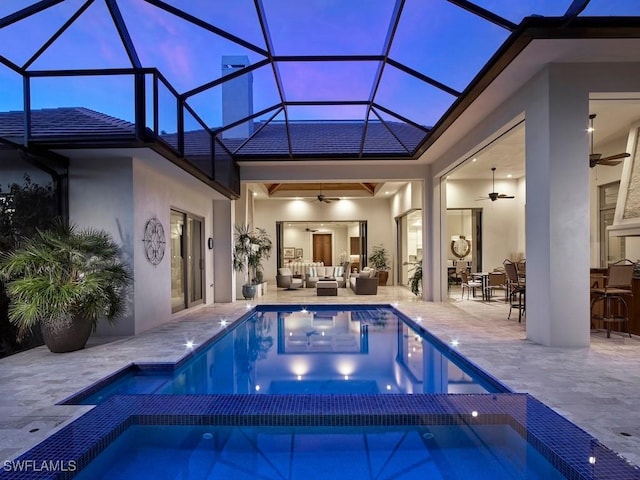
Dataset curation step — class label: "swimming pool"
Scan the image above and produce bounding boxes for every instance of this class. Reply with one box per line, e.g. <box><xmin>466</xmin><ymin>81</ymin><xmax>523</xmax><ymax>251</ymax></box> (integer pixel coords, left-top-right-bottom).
<box><xmin>72</xmin><ymin>423</ymin><xmax>566</xmax><ymax>479</ymax></box>
<box><xmin>5</xmin><ymin>305</ymin><xmax>640</xmax><ymax>479</ymax></box>
<box><xmin>5</xmin><ymin>394</ymin><xmax>638</xmax><ymax>479</ymax></box>
<box><xmin>63</xmin><ymin>305</ymin><xmax>508</xmax><ymax>405</ymax></box>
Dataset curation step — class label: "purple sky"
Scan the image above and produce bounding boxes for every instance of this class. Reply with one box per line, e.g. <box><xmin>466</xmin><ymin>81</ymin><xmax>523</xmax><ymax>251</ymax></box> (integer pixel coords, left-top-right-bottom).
<box><xmin>0</xmin><ymin>0</ymin><xmax>639</xmax><ymax>132</ymax></box>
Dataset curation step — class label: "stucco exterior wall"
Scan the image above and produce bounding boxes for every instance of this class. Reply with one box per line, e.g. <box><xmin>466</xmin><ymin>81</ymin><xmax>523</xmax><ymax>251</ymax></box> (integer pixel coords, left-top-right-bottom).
<box><xmin>68</xmin><ymin>155</ymin><xmax>135</xmax><ymax>336</ymax></box>
<box><xmin>69</xmin><ymin>152</ymin><xmax>221</xmax><ymax>336</ymax></box>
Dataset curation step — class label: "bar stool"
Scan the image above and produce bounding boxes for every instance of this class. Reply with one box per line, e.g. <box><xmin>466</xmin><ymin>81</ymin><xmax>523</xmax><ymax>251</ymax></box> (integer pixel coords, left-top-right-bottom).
<box><xmin>590</xmin><ymin>260</ymin><xmax>634</xmax><ymax>338</ymax></box>
<box><xmin>504</xmin><ymin>260</ymin><xmax>525</xmax><ymax>322</ymax></box>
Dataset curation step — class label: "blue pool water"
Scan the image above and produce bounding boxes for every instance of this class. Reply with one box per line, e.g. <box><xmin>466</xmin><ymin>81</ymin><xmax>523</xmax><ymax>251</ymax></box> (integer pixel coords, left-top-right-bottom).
<box><xmin>73</xmin><ymin>424</ymin><xmax>566</xmax><ymax>480</ymax></box>
<box><xmin>68</xmin><ymin>305</ymin><xmax>508</xmax><ymax>405</ymax></box>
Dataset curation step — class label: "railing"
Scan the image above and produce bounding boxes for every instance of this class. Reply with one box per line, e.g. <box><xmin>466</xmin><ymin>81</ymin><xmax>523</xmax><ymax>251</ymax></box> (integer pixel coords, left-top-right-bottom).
<box><xmin>14</xmin><ymin>68</ymin><xmax>239</xmax><ymax>197</ymax></box>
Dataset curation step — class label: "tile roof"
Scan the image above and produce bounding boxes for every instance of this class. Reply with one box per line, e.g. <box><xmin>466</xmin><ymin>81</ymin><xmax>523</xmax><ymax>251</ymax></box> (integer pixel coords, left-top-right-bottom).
<box><xmin>0</xmin><ymin>107</ymin><xmax>136</xmax><ymax>143</ymax></box>
<box><xmin>0</xmin><ymin>108</ymin><xmax>427</xmax><ymax>159</ymax></box>
<box><xmin>231</xmin><ymin>121</ymin><xmax>426</xmax><ymax>157</ymax></box>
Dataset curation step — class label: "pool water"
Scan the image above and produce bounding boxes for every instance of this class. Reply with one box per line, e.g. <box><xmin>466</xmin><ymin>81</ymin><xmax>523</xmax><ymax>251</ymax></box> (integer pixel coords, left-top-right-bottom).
<box><xmin>73</xmin><ymin>424</ymin><xmax>566</xmax><ymax>480</ymax></box>
<box><xmin>71</xmin><ymin>306</ymin><xmax>508</xmax><ymax>404</ymax></box>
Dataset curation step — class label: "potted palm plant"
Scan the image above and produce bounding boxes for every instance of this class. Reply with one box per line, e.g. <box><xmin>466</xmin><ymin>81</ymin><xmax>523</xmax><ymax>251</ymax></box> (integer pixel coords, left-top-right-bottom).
<box><xmin>407</xmin><ymin>260</ymin><xmax>422</xmax><ymax>296</ymax></box>
<box><xmin>0</xmin><ymin>221</ymin><xmax>132</xmax><ymax>353</ymax></box>
<box><xmin>368</xmin><ymin>244</ymin><xmax>391</xmax><ymax>286</ymax></box>
<box><xmin>233</xmin><ymin>224</ymin><xmax>272</xmax><ymax>299</ymax></box>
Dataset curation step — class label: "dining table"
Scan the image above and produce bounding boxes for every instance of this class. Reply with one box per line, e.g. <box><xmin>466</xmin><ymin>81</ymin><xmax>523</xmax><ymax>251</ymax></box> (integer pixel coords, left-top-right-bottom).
<box><xmin>470</xmin><ymin>272</ymin><xmax>489</xmax><ymax>301</ymax></box>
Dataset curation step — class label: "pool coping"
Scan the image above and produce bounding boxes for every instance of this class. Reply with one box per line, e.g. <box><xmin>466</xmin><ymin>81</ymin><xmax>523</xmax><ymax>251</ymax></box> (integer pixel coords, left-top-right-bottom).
<box><xmin>2</xmin><ymin>393</ymin><xmax>639</xmax><ymax>480</ymax></box>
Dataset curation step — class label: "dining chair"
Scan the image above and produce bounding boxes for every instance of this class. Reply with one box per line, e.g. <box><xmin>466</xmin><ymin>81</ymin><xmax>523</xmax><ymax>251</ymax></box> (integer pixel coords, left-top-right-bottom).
<box><xmin>460</xmin><ymin>271</ymin><xmax>483</xmax><ymax>300</ymax></box>
<box><xmin>455</xmin><ymin>260</ymin><xmax>469</xmax><ymax>284</ymax></box>
<box><xmin>504</xmin><ymin>260</ymin><xmax>525</xmax><ymax>322</ymax></box>
<box><xmin>590</xmin><ymin>259</ymin><xmax>634</xmax><ymax>338</ymax></box>
<box><xmin>516</xmin><ymin>259</ymin><xmax>526</xmax><ymax>280</ymax></box>
<box><xmin>487</xmin><ymin>271</ymin><xmax>507</xmax><ymax>302</ymax></box>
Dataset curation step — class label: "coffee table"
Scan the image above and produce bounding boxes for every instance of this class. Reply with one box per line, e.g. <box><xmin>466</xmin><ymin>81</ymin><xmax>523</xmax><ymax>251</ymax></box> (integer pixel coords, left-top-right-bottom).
<box><xmin>316</xmin><ymin>279</ymin><xmax>338</xmax><ymax>296</ymax></box>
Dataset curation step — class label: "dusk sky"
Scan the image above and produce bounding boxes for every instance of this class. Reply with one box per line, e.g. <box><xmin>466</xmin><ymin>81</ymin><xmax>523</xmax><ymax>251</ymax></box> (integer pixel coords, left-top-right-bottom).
<box><xmin>0</xmin><ymin>0</ymin><xmax>639</xmax><ymax>132</ymax></box>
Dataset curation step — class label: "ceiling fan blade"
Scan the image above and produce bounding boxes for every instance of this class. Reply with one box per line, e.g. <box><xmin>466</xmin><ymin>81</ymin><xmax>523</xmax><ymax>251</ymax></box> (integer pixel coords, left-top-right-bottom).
<box><xmin>598</xmin><ymin>159</ymin><xmax>623</xmax><ymax>167</ymax></box>
<box><xmin>600</xmin><ymin>152</ymin><xmax>630</xmax><ymax>162</ymax></box>
<box><xmin>590</xmin><ymin>152</ymin><xmax>629</xmax><ymax>167</ymax></box>
<box><xmin>497</xmin><ymin>194</ymin><xmax>515</xmax><ymax>199</ymax></box>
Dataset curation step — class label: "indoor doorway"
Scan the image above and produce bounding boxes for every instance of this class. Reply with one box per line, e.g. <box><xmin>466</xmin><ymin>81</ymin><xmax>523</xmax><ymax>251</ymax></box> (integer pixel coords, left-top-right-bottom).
<box><xmin>313</xmin><ymin>233</ymin><xmax>333</xmax><ymax>265</ymax></box>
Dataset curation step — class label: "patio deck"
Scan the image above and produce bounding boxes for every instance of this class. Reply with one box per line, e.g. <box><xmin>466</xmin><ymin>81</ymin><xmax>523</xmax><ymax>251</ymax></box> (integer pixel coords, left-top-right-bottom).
<box><xmin>0</xmin><ymin>284</ymin><xmax>638</xmax><ymax>470</ymax></box>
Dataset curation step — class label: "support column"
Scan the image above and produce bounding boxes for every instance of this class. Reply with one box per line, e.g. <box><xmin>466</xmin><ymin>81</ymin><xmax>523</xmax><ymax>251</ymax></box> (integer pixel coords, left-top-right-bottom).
<box><xmin>213</xmin><ymin>199</ymin><xmax>235</xmax><ymax>302</ymax></box>
<box><xmin>525</xmin><ymin>66</ymin><xmax>590</xmax><ymax>347</ymax></box>
<box><xmin>422</xmin><ymin>164</ymin><xmax>435</xmax><ymax>301</ymax></box>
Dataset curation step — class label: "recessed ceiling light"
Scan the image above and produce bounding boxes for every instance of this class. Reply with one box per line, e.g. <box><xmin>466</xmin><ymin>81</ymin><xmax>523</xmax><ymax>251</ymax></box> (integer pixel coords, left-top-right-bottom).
<box><xmin>253</xmin><ymin>192</ymin><xmax>257</xmax><ymax>196</ymax></box>
<box><xmin>385</xmin><ymin>191</ymin><xmax>389</xmax><ymax>194</ymax></box>
<box><xmin>507</xmin><ymin>174</ymin><xmax>512</xmax><ymax>178</ymax></box>
<box><xmin>472</xmin><ymin>158</ymin><xmax>477</xmax><ymax>162</ymax></box>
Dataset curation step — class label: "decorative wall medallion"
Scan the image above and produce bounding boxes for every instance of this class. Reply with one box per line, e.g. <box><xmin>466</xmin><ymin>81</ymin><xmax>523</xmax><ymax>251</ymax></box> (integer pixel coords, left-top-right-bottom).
<box><xmin>450</xmin><ymin>236</ymin><xmax>471</xmax><ymax>259</ymax></box>
<box><xmin>143</xmin><ymin>217</ymin><xmax>165</xmax><ymax>265</ymax></box>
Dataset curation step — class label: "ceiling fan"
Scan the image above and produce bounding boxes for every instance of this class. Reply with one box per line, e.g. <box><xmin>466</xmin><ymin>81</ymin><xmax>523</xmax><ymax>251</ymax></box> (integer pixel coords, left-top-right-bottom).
<box><xmin>305</xmin><ymin>225</ymin><xmax>318</xmax><ymax>232</ymax></box>
<box><xmin>311</xmin><ymin>185</ymin><xmax>340</xmax><ymax>204</ymax></box>
<box><xmin>589</xmin><ymin>114</ymin><xmax>630</xmax><ymax>168</ymax></box>
<box><xmin>478</xmin><ymin>167</ymin><xmax>514</xmax><ymax>201</ymax></box>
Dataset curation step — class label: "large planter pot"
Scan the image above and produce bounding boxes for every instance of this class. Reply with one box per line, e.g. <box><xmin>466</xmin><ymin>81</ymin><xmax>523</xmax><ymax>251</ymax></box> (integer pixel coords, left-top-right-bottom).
<box><xmin>40</xmin><ymin>315</ymin><xmax>93</xmax><ymax>353</ymax></box>
<box><xmin>377</xmin><ymin>270</ymin><xmax>389</xmax><ymax>286</ymax></box>
<box><xmin>242</xmin><ymin>284</ymin><xmax>257</xmax><ymax>300</ymax></box>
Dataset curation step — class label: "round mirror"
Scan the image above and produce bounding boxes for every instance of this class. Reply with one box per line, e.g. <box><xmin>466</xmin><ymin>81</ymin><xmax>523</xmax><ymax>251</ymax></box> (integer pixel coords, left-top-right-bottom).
<box><xmin>450</xmin><ymin>236</ymin><xmax>471</xmax><ymax>259</ymax></box>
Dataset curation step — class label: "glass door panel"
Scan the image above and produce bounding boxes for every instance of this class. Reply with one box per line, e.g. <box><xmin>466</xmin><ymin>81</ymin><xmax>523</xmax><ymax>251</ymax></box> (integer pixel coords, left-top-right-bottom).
<box><xmin>171</xmin><ymin>210</ymin><xmax>186</xmax><ymax>312</ymax></box>
<box><xmin>396</xmin><ymin>209</ymin><xmax>422</xmax><ymax>288</ymax></box>
<box><xmin>188</xmin><ymin>217</ymin><xmax>203</xmax><ymax>305</ymax></box>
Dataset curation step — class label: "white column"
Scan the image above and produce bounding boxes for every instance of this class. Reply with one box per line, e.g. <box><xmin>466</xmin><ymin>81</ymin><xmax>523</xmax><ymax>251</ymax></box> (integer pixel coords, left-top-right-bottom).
<box><xmin>525</xmin><ymin>66</ymin><xmax>590</xmax><ymax>347</ymax></box>
<box><xmin>422</xmin><ymin>164</ymin><xmax>435</xmax><ymax>301</ymax></box>
<box><xmin>213</xmin><ymin>199</ymin><xmax>235</xmax><ymax>302</ymax></box>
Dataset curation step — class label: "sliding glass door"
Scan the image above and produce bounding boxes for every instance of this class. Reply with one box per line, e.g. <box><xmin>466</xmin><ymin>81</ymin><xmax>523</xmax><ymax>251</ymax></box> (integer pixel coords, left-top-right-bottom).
<box><xmin>171</xmin><ymin>209</ymin><xmax>204</xmax><ymax>313</ymax></box>
<box><xmin>396</xmin><ymin>209</ymin><xmax>422</xmax><ymax>288</ymax></box>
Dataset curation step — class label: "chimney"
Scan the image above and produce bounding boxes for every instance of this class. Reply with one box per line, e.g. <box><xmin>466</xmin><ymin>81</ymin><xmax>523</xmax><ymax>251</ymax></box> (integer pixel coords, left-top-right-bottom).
<box><xmin>221</xmin><ymin>55</ymin><xmax>254</xmax><ymax>139</ymax></box>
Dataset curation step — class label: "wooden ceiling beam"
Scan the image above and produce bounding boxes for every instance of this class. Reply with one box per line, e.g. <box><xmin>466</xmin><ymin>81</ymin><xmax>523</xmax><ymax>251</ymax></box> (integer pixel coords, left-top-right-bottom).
<box><xmin>262</xmin><ymin>182</ymin><xmax>380</xmax><ymax>196</ymax></box>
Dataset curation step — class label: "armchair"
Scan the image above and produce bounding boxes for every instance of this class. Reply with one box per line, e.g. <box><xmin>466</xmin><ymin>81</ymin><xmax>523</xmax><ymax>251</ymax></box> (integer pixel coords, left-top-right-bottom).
<box><xmin>276</xmin><ymin>268</ymin><xmax>303</xmax><ymax>290</ymax></box>
<box><xmin>349</xmin><ymin>270</ymin><xmax>378</xmax><ymax>295</ymax></box>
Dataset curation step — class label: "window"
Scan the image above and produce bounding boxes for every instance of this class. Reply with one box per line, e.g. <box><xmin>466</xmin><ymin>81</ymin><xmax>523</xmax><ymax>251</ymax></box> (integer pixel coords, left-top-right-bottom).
<box><xmin>599</xmin><ymin>182</ymin><xmax>625</xmax><ymax>266</ymax></box>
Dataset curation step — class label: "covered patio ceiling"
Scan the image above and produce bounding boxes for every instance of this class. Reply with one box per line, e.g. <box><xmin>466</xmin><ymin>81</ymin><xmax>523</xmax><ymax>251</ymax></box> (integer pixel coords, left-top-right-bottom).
<box><xmin>1</xmin><ymin>1</ymin><xmax>639</xmax><ymax>162</ymax></box>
